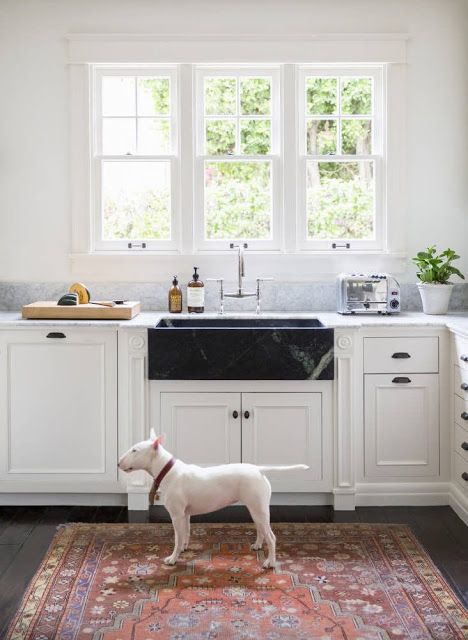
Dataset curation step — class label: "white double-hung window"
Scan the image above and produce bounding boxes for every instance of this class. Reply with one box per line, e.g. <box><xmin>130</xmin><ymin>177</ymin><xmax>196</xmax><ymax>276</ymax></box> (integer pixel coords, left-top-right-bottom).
<box><xmin>297</xmin><ymin>67</ymin><xmax>384</xmax><ymax>251</ymax></box>
<box><xmin>194</xmin><ymin>67</ymin><xmax>281</xmax><ymax>250</ymax></box>
<box><xmin>93</xmin><ymin>67</ymin><xmax>178</xmax><ymax>250</ymax></box>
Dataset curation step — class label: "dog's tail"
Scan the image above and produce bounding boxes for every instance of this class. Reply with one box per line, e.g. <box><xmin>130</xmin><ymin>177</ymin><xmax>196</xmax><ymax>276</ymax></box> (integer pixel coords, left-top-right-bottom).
<box><xmin>257</xmin><ymin>464</ymin><xmax>309</xmax><ymax>472</ymax></box>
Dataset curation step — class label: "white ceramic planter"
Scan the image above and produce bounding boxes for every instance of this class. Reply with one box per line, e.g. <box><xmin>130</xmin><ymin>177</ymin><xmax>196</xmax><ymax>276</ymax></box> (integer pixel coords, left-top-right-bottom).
<box><xmin>417</xmin><ymin>283</ymin><xmax>454</xmax><ymax>315</ymax></box>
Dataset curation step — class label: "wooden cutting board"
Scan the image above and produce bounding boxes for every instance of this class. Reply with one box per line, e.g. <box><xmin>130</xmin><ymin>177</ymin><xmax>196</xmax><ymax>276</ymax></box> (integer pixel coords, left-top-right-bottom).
<box><xmin>22</xmin><ymin>301</ymin><xmax>141</xmax><ymax>320</ymax></box>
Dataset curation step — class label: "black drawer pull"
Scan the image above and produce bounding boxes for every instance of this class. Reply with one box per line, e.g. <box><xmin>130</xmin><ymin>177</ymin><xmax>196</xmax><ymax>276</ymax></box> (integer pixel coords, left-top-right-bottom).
<box><xmin>392</xmin><ymin>352</ymin><xmax>411</xmax><ymax>359</ymax></box>
<box><xmin>462</xmin><ymin>472</ymin><xmax>468</xmax><ymax>481</ymax></box>
<box><xmin>392</xmin><ymin>376</ymin><xmax>411</xmax><ymax>384</ymax></box>
<box><xmin>461</xmin><ymin>412</ymin><xmax>468</xmax><ymax>421</ymax></box>
<box><xmin>461</xmin><ymin>354</ymin><xmax>468</xmax><ymax>362</ymax></box>
<box><xmin>46</xmin><ymin>332</ymin><xmax>66</xmax><ymax>339</ymax></box>
<box><xmin>461</xmin><ymin>442</ymin><xmax>468</xmax><ymax>451</ymax></box>
<box><xmin>232</xmin><ymin>410</ymin><xmax>239</xmax><ymax>419</ymax></box>
<box><xmin>244</xmin><ymin>410</ymin><xmax>250</xmax><ymax>419</ymax></box>
<box><xmin>461</xmin><ymin>383</ymin><xmax>468</xmax><ymax>391</ymax></box>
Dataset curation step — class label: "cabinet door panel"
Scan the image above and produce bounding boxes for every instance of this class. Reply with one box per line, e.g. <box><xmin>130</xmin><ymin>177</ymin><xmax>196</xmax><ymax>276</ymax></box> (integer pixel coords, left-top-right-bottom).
<box><xmin>161</xmin><ymin>392</ymin><xmax>241</xmax><ymax>465</ymax></box>
<box><xmin>0</xmin><ymin>329</ymin><xmax>117</xmax><ymax>487</ymax></box>
<box><xmin>241</xmin><ymin>392</ymin><xmax>328</xmax><ymax>491</ymax></box>
<box><xmin>364</xmin><ymin>374</ymin><xmax>439</xmax><ymax>477</ymax></box>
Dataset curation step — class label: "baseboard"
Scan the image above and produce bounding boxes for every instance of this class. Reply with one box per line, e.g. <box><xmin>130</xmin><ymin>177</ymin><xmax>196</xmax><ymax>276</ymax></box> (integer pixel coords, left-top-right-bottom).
<box><xmin>355</xmin><ymin>482</ymin><xmax>451</xmax><ymax>506</ymax></box>
<box><xmin>0</xmin><ymin>493</ymin><xmax>127</xmax><ymax>506</ymax></box>
<box><xmin>449</xmin><ymin>484</ymin><xmax>468</xmax><ymax>526</ymax></box>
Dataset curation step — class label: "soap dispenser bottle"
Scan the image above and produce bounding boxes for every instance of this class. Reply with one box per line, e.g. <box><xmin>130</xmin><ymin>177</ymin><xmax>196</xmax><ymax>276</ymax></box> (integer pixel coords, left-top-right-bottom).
<box><xmin>187</xmin><ymin>267</ymin><xmax>204</xmax><ymax>313</ymax></box>
<box><xmin>168</xmin><ymin>275</ymin><xmax>182</xmax><ymax>313</ymax></box>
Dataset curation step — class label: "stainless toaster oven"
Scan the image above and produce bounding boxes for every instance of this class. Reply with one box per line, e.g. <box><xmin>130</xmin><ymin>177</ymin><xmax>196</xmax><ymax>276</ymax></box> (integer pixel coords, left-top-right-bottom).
<box><xmin>337</xmin><ymin>273</ymin><xmax>400</xmax><ymax>314</ymax></box>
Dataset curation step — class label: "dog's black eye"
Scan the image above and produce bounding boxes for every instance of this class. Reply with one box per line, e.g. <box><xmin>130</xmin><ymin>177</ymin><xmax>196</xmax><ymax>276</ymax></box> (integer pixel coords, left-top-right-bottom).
<box><xmin>132</xmin><ymin>448</ymin><xmax>136</xmax><ymax>453</ymax></box>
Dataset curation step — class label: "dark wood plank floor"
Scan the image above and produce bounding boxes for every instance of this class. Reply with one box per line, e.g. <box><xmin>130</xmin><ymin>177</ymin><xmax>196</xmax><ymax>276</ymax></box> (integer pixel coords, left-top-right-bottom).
<box><xmin>0</xmin><ymin>505</ymin><xmax>467</xmax><ymax>635</ymax></box>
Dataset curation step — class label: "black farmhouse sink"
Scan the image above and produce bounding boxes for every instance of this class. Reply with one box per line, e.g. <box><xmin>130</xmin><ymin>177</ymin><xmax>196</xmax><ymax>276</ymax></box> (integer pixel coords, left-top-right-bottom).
<box><xmin>148</xmin><ymin>317</ymin><xmax>334</xmax><ymax>381</ymax></box>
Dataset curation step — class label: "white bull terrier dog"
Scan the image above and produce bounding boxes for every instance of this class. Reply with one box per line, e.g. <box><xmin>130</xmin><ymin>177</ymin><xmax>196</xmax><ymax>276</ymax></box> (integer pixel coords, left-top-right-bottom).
<box><xmin>118</xmin><ymin>429</ymin><xmax>308</xmax><ymax>568</ymax></box>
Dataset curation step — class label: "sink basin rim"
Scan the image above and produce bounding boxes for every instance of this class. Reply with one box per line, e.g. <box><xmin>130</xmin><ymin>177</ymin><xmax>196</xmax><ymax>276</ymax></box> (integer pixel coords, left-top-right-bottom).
<box><xmin>155</xmin><ymin>317</ymin><xmax>325</xmax><ymax>329</ymax></box>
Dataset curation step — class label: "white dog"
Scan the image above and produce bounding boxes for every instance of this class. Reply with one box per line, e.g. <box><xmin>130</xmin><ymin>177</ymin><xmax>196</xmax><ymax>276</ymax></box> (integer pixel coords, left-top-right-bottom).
<box><xmin>118</xmin><ymin>429</ymin><xmax>308</xmax><ymax>568</ymax></box>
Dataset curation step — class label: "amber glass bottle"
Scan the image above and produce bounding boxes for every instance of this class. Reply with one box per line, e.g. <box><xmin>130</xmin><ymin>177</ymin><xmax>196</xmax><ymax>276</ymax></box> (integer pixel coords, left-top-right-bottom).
<box><xmin>187</xmin><ymin>267</ymin><xmax>204</xmax><ymax>313</ymax></box>
<box><xmin>168</xmin><ymin>276</ymin><xmax>182</xmax><ymax>313</ymax></box>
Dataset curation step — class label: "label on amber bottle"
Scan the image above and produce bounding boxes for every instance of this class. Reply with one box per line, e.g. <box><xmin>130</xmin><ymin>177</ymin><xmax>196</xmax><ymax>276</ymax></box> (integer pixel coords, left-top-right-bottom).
<box><xmin>169</xmin><ymin>293</ymin><xmax>182</xmax><ymax>312</ymax></box>
<box><xmin>187</xmin><ymin>287</ymin><xmax>205</xmax><ymax>308</ymax></box>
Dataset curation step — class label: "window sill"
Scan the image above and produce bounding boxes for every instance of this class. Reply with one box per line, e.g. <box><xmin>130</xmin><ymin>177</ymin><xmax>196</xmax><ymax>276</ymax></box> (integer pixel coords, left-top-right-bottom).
<box><xmin>70</xmin><ymin>251</ymin><xmax>408</xmax><ymax>282</ymax></box>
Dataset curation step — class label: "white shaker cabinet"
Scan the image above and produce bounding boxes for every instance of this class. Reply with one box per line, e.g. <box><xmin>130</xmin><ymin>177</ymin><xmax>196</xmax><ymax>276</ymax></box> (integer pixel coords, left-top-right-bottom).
<box><xmin>0</xmin><ymin>328</ymin><xmax>118</xmax><ymax>492</ymax></box>
<box><xmin>364</xmin><ymin>373</ymin><xmax>439</xmax><ymax>477</ymax></box>
<box><xmin>241</xmin><ymin>392</ymin><xmax>329</xmax><ymax>491</ymax></box>
<box><xmin>152</xmin><ymin>385</ymin><xmax>331</xmax><ymax>493</ymax></box>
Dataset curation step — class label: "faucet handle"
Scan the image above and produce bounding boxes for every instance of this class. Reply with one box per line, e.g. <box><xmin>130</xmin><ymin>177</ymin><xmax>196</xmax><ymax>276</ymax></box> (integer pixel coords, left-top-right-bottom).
<box><xmin>255</xmin><ymin>277</ymin><xmax>274</xmax><ymax>315</ymax></box>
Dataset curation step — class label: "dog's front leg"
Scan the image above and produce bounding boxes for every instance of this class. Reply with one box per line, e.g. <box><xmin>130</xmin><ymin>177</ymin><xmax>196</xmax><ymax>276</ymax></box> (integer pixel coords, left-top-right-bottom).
<box><xmin>182</xmin><ymin>514</ymin><xmax>190</xmax><ymax>551</ymax></box>
<box><xmin>164</xmin><ymin>515</ymin><xmax>185</xmax><ymax>565</ymax></box>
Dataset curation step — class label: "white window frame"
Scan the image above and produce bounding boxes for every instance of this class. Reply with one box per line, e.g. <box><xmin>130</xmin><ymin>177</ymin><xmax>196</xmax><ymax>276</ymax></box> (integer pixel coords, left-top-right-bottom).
<box><xmin>92</xmin><ymin>65</ymin><xmax>180</xmax><ymax>251</ymax></box>
<box><xmin>297</xmin><ymin>65</ymin><xmax>385</xmax><ymax>252</ymax></box>
<box><xmin>68</xmin><ymin>34</ymin><xmax>408</xmax><ymax>279</ymax></box>
<box><xmin>194</xmin><ymin>66</ymin><xmax>282</xmax><ymax>251</ymax></box>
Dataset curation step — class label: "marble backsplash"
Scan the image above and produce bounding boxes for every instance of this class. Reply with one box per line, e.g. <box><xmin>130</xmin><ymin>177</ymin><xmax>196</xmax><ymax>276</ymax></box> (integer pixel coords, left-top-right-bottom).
<box><xmin>1</xmin><ymin>281</ymin><xmax>468</xmax><ymax>313</ymax></box>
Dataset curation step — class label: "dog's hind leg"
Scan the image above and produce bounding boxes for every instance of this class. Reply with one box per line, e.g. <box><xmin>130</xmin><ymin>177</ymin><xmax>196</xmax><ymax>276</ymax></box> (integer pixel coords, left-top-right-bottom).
<box><xmin>164</xmin><ymin>514</ymin><xmax>185</xmax><ymax>565</ymax></box>
<box><xmin>249</xmin><ymin>511</ymin><xmax>276</xmax><ymax>569</ymax></box>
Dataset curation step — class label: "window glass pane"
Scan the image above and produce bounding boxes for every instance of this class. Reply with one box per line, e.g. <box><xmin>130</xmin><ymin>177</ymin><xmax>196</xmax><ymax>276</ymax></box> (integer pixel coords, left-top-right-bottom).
<box><xmin>341</xmin><ymin>78</ymin><xmax>372</xmax><ymax>115</ymax></box>
<box><xmin>240</xmin><ymin>119</ymin><xmax>271</xmax><ymax>154</ymax></box>
<box><xmin>306</xmin><ymin>77</ymin><xmax>337</xmax><ymax>115</ymax></box>
<box><xmin>341</xmin><ymin>119</ymin><xmax>372</xmax><ymax>155</ymax></box>
<box><xmin>205</xmin><ymin>161</ymin><xmax>271</xmax><ymax>240</ymax></box>
<box><xmin>240</xmin><ymin>77</ymin><xmax>271</xmax><ymax>115</ymax></box>
<box><xmin>137</xmin><ymin>77</ymin><xmax>170</xmax><ymax>116</ymax></box>
<box><xmin>102</xmin><ymin>161</ymin><xmax>171</xmax><ymax>240</ymax></box>
<box><xmin>138</xmin><ymin>118</ymin><xmax>170</xmax><ymax>154</ymax></box>
<box><xmin>102</xmin><ymin>118</ymin><xmax>136</xmax><ymax>155</ymax></box>
<box><xmin>205</xmin><ymin>119</ymin><xmax>236</xmax><ymax>155</ymax></box>
<box><xmin>306</xmin><ymin>160</ymin><xmax>374</xmax><ymax>240</ymax></box>
<box><xmin>204</xmin><ymin>78</ymin><xmax>236</xmax><ymax>115</ymax></box>
<box><xmin>306</xmin><ymin>119</ymin><xmax>337</xmax><ymax>155</ymax></box>
<box><xmin>102</xmin><ymin>76</ymin><xmax>135</xmax><ymax>116</ymax></box>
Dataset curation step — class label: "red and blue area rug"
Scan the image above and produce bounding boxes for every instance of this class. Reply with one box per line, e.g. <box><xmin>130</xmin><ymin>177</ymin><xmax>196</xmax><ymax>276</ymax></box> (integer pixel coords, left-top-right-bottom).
<box><xmin>6</xmin><ymin>522</ymin><xmax>468</xmax><ymax>639</ymax></box>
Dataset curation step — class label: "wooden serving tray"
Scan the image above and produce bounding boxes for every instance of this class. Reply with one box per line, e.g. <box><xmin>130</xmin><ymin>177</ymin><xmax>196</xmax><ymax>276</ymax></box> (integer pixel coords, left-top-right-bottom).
<box><xmin>22</xmin><ymin>301</ymin><xmax>141</xmax><ymax>320</ymax></box>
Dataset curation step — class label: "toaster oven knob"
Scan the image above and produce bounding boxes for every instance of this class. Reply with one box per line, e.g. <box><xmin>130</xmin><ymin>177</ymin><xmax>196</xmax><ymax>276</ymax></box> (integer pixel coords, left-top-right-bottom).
<box><xmin>390</xmin><ymin>299</ymin><xmax>400</xmax><ymax>309</ymax></box>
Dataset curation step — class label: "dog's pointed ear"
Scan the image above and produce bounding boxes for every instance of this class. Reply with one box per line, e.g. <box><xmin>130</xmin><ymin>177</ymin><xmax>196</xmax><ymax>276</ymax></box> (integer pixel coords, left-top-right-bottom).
<box><xmin>149</xmin><ymin>427</ymin><xmax>156</xmax><ymax>440</ymax></box>
<box><xmin>159</xmin><ymin>432</ymin><xmax>166</xmax><ymax>444</ymax></box>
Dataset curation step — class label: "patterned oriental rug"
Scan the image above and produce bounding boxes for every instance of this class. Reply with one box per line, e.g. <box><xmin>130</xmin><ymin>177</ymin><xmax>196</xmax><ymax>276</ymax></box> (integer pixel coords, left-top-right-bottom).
<box><xmin>6</xmin><ymin>523</ymin><xmax>468</xmax><ymax>640</ymax></box>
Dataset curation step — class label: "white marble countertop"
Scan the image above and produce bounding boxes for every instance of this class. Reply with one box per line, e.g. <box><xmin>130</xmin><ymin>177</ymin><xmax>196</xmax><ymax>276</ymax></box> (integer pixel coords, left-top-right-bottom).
<box><xmin>1</xmin><ymin>310</ymin><xmax>468</xmax><ymax>335</ymax></box>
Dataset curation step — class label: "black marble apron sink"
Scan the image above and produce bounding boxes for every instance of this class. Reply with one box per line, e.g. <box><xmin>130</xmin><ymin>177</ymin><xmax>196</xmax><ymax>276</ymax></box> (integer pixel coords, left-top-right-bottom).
<box><xmin>148</xmin><ymin>318</ymin><xmax>334</xmax><ymax>380</ymax></box>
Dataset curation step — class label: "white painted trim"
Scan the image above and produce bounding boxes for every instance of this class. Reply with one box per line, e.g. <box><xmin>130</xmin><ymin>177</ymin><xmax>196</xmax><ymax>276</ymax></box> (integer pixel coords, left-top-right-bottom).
<box><xmin>449</xmin><ymin>483</ymin><xmax>468</xmax><ymax>527</ymax></box>
<box><xmin>0</xmin><ymin>493</ymin><xmax>127</xmax><ymax>506</ymax></box>
<box><xmin>67</xmin><ymin>33</ymin><xmax>407</xmax><ymax>65</ymax></box>
<box><xmin>69</xmin><ymin>251</ymin><xmax>408</xmax><ymax>281</ymax></box>
<box><xmin>355</xmin><ymin>482</ymin><xmax>451</xmax><ymax>506</ymax></box>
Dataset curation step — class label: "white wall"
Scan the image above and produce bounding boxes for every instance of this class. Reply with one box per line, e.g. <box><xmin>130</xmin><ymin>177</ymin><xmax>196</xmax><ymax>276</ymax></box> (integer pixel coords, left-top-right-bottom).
<box><xmin>0</xmin><ymin>0</ymin><xmax>467</xmax><ymax>283</ymax></box>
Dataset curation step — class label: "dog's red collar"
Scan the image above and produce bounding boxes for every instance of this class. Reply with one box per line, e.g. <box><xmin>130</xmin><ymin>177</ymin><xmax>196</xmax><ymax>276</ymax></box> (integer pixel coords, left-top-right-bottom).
<box><xmin>153</xmin><ymin>457</ymin><xmax>176</xmax><ymax>491</ymax></box>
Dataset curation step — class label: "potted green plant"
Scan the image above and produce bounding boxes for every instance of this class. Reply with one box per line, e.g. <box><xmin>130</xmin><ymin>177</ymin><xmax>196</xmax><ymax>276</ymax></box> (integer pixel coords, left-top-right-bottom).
<box><xmin>412</xmin><ymin>246</ymin><xmax>465</xmax><ymax>315</ymax></box>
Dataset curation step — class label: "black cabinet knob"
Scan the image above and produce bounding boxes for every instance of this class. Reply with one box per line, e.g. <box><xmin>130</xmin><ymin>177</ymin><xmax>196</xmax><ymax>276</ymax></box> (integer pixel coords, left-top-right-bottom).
<box><xmin>244</xmin><ymin>410</ymin><xmax>250</xmax><ymax>419</ymax></box>
<box><xmin>392</xmin><ymin>376</ymin><xmax>411</xmax><ymax>384</ymax></box>
<box><xmin>391</xmin><ymin>352</ymin><xmax>411</xmax><ymax>359</ymax></box>
<box><xmin>461</xmin><ymin>412</ymin><xmax>468</xmax><ymax>421</ymax></box>
<box><xmin>461</xmin><ymin>383</ymin><xmax>468</xmax><ymax>391</ymax></box>
<box><xmin>460</xmin><ymin>355</ymin><xmax>468</xmax><ymax>362</ymax></box>
<box><xmin>232</xmin><ymin>410</ymin><xmax>239</xmax><ymax>419</ymax></box>
<box><xmin>461</xmin><ymin>442</ymin><xmax>468</xmax><ymax>451</ymax></box>
<box><xmin>46</xmin><ymin>332</ymin><xmax>66</xmax><ymax>339</ymax></box>
<box><xmin>462</xmin><ymin>472</ymin><xmax>468</xmax><ymax>482</ymax></box>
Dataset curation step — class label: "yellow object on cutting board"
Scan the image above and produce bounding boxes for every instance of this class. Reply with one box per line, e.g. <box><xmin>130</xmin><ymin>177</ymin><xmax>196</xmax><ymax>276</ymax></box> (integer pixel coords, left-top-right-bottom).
<box><xmin>69</xmin><ymin>282</ymin><xmax>91</xmax><ymax>304</ymax></box>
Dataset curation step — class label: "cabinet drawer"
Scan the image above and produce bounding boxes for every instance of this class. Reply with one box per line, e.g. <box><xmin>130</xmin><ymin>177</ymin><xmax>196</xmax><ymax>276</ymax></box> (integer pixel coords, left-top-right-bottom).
<box><xmin>454</xmin><ymin>365</ymin><xmax>468</xmax><ymax>400</ymax></box>
<box><xmin>454</xmin><ymin>423</ymin><xmax>468</xmax><ymax>463</ymax></box>
<box><xmin>454</xmin><ymin>395</ymin><xmax>468</xmax><ymax>429</ymax></box>
<box><xmin>363</xmin><ymin>337</ymin><xmax>438</xmax><ymax>374</ymax></box>
<box><xmin>454</xmin><ymin>452</ymin><xmax>468</xmax><ymax>494</ymax></box>
<box><xmin>453</xmin><ymin>334</ymin><xmax>468</xmax><ymax>371</ymax></box>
